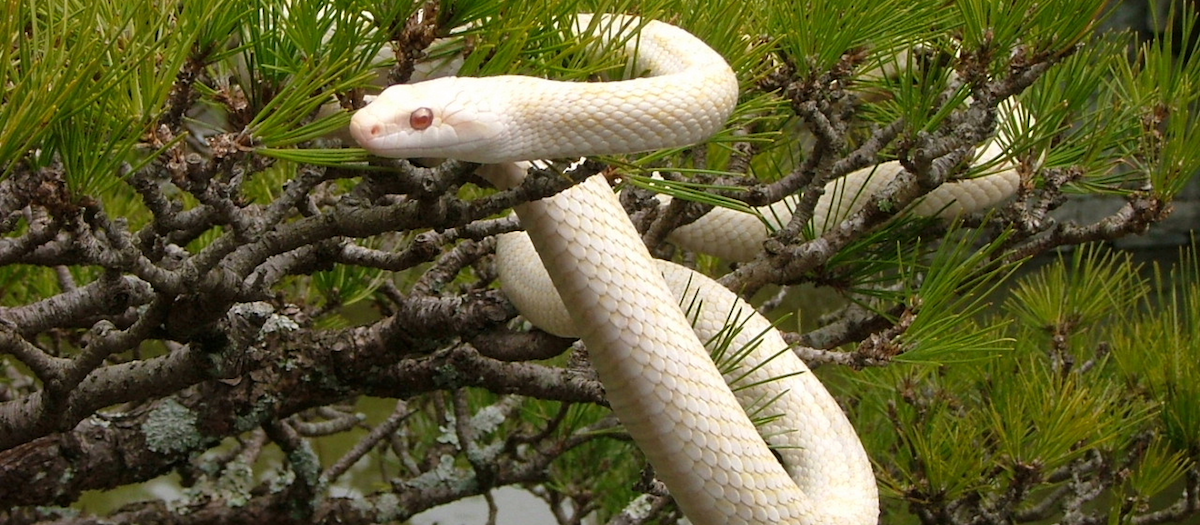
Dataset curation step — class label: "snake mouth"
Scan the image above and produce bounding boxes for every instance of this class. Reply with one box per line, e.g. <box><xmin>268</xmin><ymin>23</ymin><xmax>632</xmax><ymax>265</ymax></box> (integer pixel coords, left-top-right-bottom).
<box><xmin>348</xmin><ymin>111</ymin><xmax>399</xmax><ymax>154</ymax></box>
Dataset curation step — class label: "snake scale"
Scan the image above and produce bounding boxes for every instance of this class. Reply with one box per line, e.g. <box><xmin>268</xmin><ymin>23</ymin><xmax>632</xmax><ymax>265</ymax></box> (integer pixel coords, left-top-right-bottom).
<box><xmin>352</xmin><ymin>13</ymin><xmax>1020</xmax><ymax>525</ymax></box>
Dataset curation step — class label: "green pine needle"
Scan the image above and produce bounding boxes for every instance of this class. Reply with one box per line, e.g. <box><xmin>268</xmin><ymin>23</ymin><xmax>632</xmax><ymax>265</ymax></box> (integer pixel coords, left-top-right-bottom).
<box><xmin>768</xmin><ymin>0</ymin><xmax>949</xmax><ymax>79</ymax></box>
<box><xmin>894</xmin><ymin>226</ymin><xmax>1020</xmax><ymax>363</ymax></box>
<box><xmin>1005</xmin><ymin>244</ymin><xmax>1146</xmax><ymax>335</ymax></box>
<box><xmin>1125</xmin><ymin>437</ymin><xmax>1192</xmax><ymax>502</ymax></box>
<box><xmin>257</xmin><ymin>147</ymin><xmax>374</xmax><ymax>166</ymax></box>
<box><xmin>627</xmin><ymin>174</ymin><xmax>763</xmax><ymax>222</ymax></box>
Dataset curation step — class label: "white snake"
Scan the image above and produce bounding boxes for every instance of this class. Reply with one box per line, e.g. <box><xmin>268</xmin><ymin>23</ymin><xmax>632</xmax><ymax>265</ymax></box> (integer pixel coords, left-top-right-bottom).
<box><xmin>351</xmin><ymin>14</ymin><xmax>1020</xmax><ymax>525</ymax></box>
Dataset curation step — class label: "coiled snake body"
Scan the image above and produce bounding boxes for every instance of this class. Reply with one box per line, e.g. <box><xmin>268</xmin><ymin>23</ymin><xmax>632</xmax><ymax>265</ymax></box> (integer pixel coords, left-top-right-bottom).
<box><xmin>353</xmin><ymin>14</ymin><xmax>1018</xmax><ymax>525</ymax></box>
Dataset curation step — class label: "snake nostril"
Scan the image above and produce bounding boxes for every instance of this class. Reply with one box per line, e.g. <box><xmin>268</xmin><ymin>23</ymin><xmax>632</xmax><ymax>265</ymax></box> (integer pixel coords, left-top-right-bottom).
<box><xmin>370</xmin><ymin>124</ymin><xmax>383</xmax><ymax>138</ymax></box>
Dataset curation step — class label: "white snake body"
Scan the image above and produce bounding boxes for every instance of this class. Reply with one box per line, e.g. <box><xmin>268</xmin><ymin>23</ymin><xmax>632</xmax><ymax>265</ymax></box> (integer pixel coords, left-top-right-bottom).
<box><xmin>352</xmin><ymin>13</ymin><xmax>1018</xmax><ymax>525</ymax></box>
<box><xmin>494</xmin><ymin>221</ymin><xmax>879</xmax><ymax>523</ymax></box>
<box><xmin>666</xmin><ymin>140</ymin><xmax>1020</xmax><ymax>262</ymax></box>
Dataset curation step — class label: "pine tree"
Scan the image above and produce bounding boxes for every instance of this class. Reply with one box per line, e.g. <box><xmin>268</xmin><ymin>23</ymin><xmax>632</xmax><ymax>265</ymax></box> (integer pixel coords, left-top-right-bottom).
<box><xmin>0</xmin><ymin>0</ymin><xmax>1198</xmax><ymax>523</ymax></box>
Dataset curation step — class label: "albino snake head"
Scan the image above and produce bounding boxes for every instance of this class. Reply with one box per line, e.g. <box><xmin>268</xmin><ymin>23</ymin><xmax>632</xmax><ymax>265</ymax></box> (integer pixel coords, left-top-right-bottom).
<box><xmin>350</xmin><ymin>77</ymin><xmax>506</xmax><ymax>162</ymax></box>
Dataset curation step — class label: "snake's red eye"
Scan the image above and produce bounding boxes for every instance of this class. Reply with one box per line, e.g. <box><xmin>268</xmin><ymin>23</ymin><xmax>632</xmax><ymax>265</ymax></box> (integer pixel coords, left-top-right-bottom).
<box><xmin>410</xmin><ymin>107</ymin><xmax>434</xmax><ymax>130</ymax></box>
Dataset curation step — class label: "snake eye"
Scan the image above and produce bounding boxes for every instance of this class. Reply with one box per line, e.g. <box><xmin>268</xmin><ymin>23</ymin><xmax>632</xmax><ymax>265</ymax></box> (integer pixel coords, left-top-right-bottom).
<box><xmin>409</xmin><ymin>107</ymin><xmax>434</xmax><ymax>130</ymax></box>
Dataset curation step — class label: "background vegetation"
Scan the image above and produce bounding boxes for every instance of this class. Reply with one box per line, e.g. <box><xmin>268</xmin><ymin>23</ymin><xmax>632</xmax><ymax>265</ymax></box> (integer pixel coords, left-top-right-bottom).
<box><xmin>0</xmin><ymin>0</ymin><xmax>1198</xmax><ymax>523</ymax></box>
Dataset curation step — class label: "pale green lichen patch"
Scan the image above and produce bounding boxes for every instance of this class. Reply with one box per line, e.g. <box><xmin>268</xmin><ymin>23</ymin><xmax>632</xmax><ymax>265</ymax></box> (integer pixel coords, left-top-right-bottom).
<box><xmin>142</xmin><ymin>398</ymin><xmax>202</xmax><ymax>454</ymax></box>
<box><xmin>436</xmin><ymin>412</ymin><xmax>459</xmax><ymax>446</ymax></box>
<box><xmin>33</xmin><ymin>507</ymin><xmax>78</xmax><ymax>520</ymax></box>
<box><xmin>467</xmin><ymin>441</ymin><xmax>502</xmax><ymax>465</ymax></box>
<box><xmin>215</xmin><ymin>459</ymin><xmax>255</xmax><ymax>507</ymax></box>
<box><xmin>288</xmin><ymin>440</ymin><xmax>322</xmax><ymax>488</ymax></box>
<box><xmin>405</xmin><ymin>454</ymin><xmax>475</xmax><ymax>493</ymax></box>
<box><xmin>470</xmin><ymin>404</ymin><xmax>506</xmax><ymax>435</ymax></box>
<box><xmin>234</xmin><ymin>394</ymin><xmax>278</xmax><ymax>433</ymax></box>
<box><xmin>372</xmin><ymin>492</ymin><xmax>402</xmax><ymax>522</ymax></box>
<box><xmin>624</xmin><ymin>494</ymin><xmax>657</xmax><ymax>520</ymax></box>
<box><xmin>261</xmin><ymin>312</ymin><xmax>299</xmax><ymax>335</ymax></box>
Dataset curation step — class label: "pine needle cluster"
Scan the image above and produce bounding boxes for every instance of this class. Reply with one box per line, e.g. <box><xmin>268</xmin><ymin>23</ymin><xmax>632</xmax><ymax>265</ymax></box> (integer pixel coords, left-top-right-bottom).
<box><xmin>0</xmin><ymin>0</ymin><xmax>1198</xmax><ymax>523</ymax></box>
